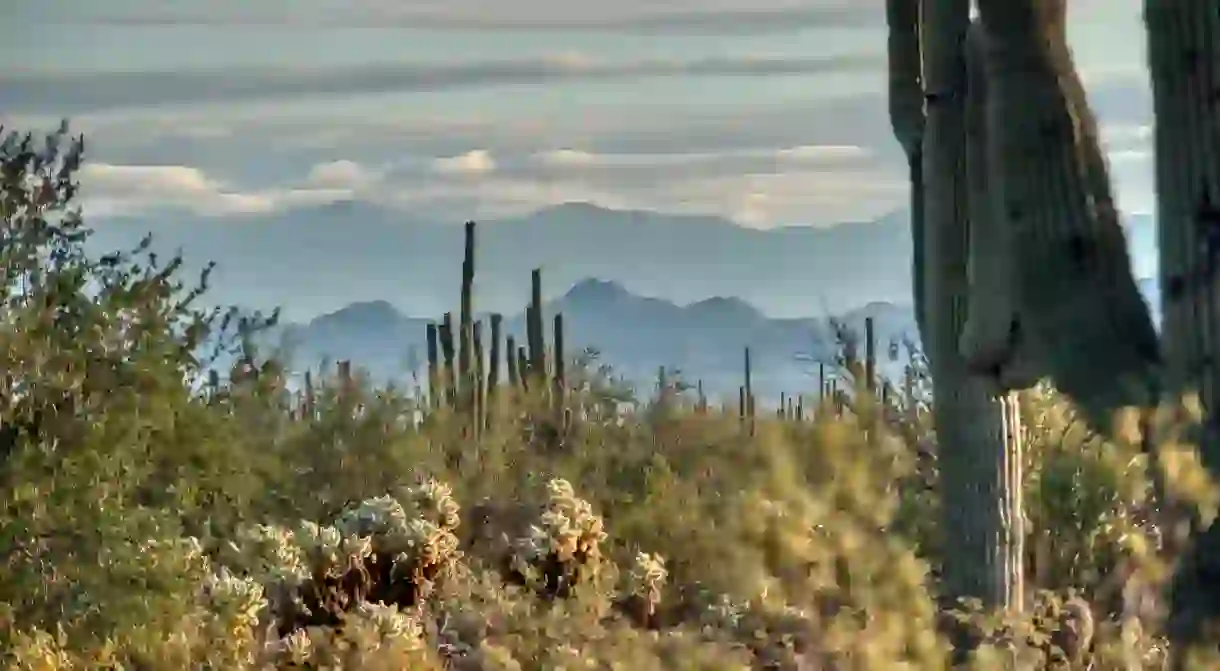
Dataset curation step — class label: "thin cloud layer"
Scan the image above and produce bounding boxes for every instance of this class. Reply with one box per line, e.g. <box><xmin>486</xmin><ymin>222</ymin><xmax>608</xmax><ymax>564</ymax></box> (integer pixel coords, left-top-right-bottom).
<box><xmin>0</xmin><ymin>54</ymin><xmax>883</xmax><ymax>115</ymax></box>
<box><xmin>79</xmin><ymin>163</ymin><xmax>353</xmax><ymax>217</ymax></box>
<box><xmin>31</xmin><ymin>0</ymin><xmax>875</xmax><ymax>33</ymax></box>
<box><xmin>432</xmin><ymin>150</ymin><xmax>498</xmax><ymax>176</ymax></box>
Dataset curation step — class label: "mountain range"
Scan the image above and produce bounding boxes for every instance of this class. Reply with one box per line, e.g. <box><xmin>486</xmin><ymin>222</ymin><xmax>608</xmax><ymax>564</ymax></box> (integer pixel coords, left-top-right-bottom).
<box><xmin>89</xmin><ymin>201</ymin><xmax>921</xmax><ymax>321</ymax></box>
<box><xmin>269</xmin><ymin>274</ymin><xmax>1163</xmax><ymax>404</ymax></box>
<box><xmin>89</xmin><ymin>200</ymin><xmax>1159</xmax><ymax>324</ymax></box>
<box><xmin>270</xmin><ymin>278</ymin><xmax>918</xmax><ymax>403</ymax></box>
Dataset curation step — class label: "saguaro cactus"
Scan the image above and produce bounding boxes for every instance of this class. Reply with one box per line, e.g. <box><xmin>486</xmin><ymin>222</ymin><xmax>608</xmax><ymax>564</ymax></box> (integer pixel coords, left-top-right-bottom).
<box><xmin>439</xmin><ymin>312</ymin><xmax>457</xmax><ymax>407</ymax></box>
<box><xmin>1143</xmin><ymin>0</ymin><xmax>1220</xmax><ymax>651</ymax></box>
<box><xmin>963</xmin><ymin>18</ymin><xmax>1025</xmax><ymax>611</ymax></box>
<box><xmin>864</xmin><ymin>316</ymin><xmax>877</xmax><ymax>393</ymax></box>
<box><xmin>744</xmin><ymin>346</ymin><xmax>756</xmax><ymax>435</ymax></box>
<box><xmin>506</xmin><ymin>334</ymin><xmax>519</xmax><ymax>389</ymax></box>
<box><xmin>889</xmin><ymin>0</ymin><xmax>1025</xmax><ymax>611</ymax></box>
<box><xmin>472</xmin><ymin>319</ymin><xmax>485</xmax><ymax>437</ymax></box>
<box><xmin>527</xmin><ymin>269</ymin><xmax>546</xmax><ymax>387</ymax></box>
<box><xmin>426</xmin><ymin>322</ymin><xmax>440</xmax><ymax>410</ymax></box>
<box><xmin>459</xmin><ymin>221</ymin><xmax>476</xmax><ymax>406</ymax></box>
<box><xmin>488</xmin><ymin>313</ymin><xmax>503</xmax><ymax>423</ymax></box>
<box><xmin>552</xmin><ymin>312</ymin><xmax>566</xmax><ymax>408</ymax></box>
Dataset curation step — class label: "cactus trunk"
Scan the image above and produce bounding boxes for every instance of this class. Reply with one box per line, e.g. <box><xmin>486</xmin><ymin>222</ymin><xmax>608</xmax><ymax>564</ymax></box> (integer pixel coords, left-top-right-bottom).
<box><xmin>439</xmin><ymin>312</ymin><xmax>457</xmax><ymax>408</ymax></box>
<box><xmin>744</xmin><ymin>346</ymin><xmax>755</xmax><ymax>435</ymax></box>
<box><xmin>864</xmin><ymin>316</ymin><xmax>877</xmax><ymax>393</ymax></box>
<box><xmin>506</xmin><ymin>334</ymin><xmax>519</xmax><ymax>389</ymax></box>
<box><xmin>527</xmin><ymin>269</ymin><xmax>546</xmax><ymax>392</ymax></box>
<box><xmin>488</xmin><ymin>313</ymin><xmax>502</xmax><ymax>424</ymax></box>
<box><xmin>890</xmin><ymin>0</ymin><xmax>1026</xmax><ymax>611</ymax></box>
<box><xmin>472</xmin><ymin>319</ymin><xmax>485</xmax><ymax>437</ymax></box>
<box><xmin>964</xmin><ymin>17</ymin><xmax>1026</xmax><ymax>612</ymax></box>
<box><xmin>553</xmin><ymin>312</ymin><xmax>566</xmax><ymax>409</ymax></box>
<box><xmin>459</xmin><ymin>221</ymin><xmax>475</xmax><ymax>408</ymax></box>
<box><xmin>1144</xmin><ymin>0</ymin><xmax>1220</xmax><ymax>651</ymax></box>
<box><xmin>426</xmin><ymin>322</ymin><xmax>440</xmax><ymax>410</ymax></box>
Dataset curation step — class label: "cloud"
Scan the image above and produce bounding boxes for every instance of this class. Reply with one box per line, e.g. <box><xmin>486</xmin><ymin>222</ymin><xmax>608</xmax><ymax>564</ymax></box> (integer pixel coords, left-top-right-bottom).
<box><xmin>73</xmin><ymin>146</ymin><xmax>907</xmax><ymax>227</ymax></box>
<box><xmin>48</xmin><ymin>1</ymin><xmax>876</xmax><ymax>34</ymax></box>
<box><xmin>0</xmin><ymin>53</ymin><xmax>884</xmax><ymax>115</ymax></box>
<box><xmin>305</xmin><ymin>159</ymin><xmax>381</xmax><ymax>190</ymax></box>
<box><xmin>775</xmin><ymin>144</ymin><xmax>871</xmax><ymax>161</ymax></box>
<box><xmin>535</xmin><ymin>149</ymin><xmax>601</xmax><ymax>167</ymax></box>
<box><xmin>432</xmin><ymin>150</ymin><xmax>497</xmax><ymax>175</ymax></box>
<box><xmin>519</xmin><ymin>145</ymin><xmax>881</xmax><ymax>189</ymax></box>
<box><xmin>389</xmin><ymin>155</ymin><xmax>907</xmax><ymax>226</ymax></box>
<box><xmin>79</xmin><ymin>163</ymin><xmax>351</xmax><ymax>217</ymax></box>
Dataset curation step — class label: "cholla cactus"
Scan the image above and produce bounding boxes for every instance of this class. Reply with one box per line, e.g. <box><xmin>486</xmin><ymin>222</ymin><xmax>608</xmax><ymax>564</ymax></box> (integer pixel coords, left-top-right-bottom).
<box><xmin>210</xmin><ymin>482</ymin><xmax>464</xmax><ymax>646</ymax></box>
<box><xmin>401</xmin><ymin>478</ymin><xmax>462</xmax><ymax>532</ymax></box>
<box><xmin>511</xmin><ymin>478</ymin><xmax>608</xmax><ymax>597</ymax></box>
<box><xmin>260</xmin><ymin>603</ymin><xmax>429</xmax><ymax>668</ymax></box>
<box><xmin>626</xmin><ymin>552</ymin><xmax>668</xmax><ymax>619</ymax></box>
<box><xmin>263</xmin><ymin>628</ymin><xmax>314</xmax><ymax>666</ymax></box>
<box><xmin>201</xmin><ymin>565</ymin><xmax>267</xmax><ymax>634</ymax></box>
<box><xmin>333</xmin><ymin>493</ymin><xmax>461</xmax><ymax>577</ymax></box>
<box><xmin>344</xmin><ymin>601</ymin><xmax>427</xmax><ymax>649</ymax></box>
<box><xmin>293</xmin><ymin>520</ymin><xmax>374</xmax><ymax>579</ymax></box>
<box><xmin>222</xmin><ymin>523</ymin><xmax>309</xmax><ymax>588</ymax></box>
<box><xmin>516</xmin><ymin>479</ymin><xmax>605</xmax><ymax>562</ymax></box>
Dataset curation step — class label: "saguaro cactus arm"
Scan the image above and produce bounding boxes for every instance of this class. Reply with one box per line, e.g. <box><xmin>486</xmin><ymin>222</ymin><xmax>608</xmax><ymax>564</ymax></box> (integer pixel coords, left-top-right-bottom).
<box><xmin>886</xmin><ymin>0</ymin><xmax>928</xmax><ymax>343</ymax></box>
<box><xmin>975</xmin><ymin>0</ymin><xmax>1160</xmax><ymax>430</ymax></box>
<box><xmin>959</xmin><ymin>17</ymin><xmax>1039</xmax><ymax>393</ymax></box>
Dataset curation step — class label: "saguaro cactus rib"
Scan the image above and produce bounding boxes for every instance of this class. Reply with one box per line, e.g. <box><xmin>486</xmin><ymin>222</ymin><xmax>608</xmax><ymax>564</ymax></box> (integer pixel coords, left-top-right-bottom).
<box><xmin>975</xmin><ymin>0</ymin><xmax>1161</xmax><ymax>431</ymax></box>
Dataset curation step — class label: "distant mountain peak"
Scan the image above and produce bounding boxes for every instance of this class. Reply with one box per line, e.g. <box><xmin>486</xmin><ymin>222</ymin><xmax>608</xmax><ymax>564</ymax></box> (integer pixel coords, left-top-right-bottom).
<box><xmin>562</xmin><ymin>277</ymin><xmax>632</xmax><ymax>303</ymax></box>
<box><xmin>541</xmin><ymin>201</ymin><xmax>611</xmax><ymax>215</ymax></box>
<box><xmin>312</xmin><ymin>299</ymin><xmax>404</xmax><ymax>329</ymax></box>
<box><xmin>685</xmin><ymin>295</ymin><xmax>762</xmax><ymax>320</ymax></box>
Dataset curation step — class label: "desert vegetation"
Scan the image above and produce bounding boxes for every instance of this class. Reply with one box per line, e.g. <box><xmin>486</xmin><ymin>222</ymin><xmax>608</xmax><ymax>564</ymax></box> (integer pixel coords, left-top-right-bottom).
<box><xmin>2</xmin><ymin>0</ymin><xmax>1220</xmax><ymax>668</ymax></box>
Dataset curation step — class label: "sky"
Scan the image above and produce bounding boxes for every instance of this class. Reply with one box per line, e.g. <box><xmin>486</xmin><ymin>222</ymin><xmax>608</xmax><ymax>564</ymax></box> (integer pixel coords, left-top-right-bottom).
<box><xmin>2</xmin><ymin>0</ymin><xmax>1159</xmax><ymax>317</ymax></box>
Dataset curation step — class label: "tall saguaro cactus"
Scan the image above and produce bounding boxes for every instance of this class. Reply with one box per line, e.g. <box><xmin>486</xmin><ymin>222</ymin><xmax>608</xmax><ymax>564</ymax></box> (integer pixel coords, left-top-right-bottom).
<box><xmin>888</xmin><ymin>0</ymin><xmax>1025</xmax><ymax>611</ymax></box>
<box><xmin>527</xmin><ymin>269</ymin><xmax>546</xmax><ymax>388</ymax></box>
<box><xmin>1143</xmin><ymin>0</ymin><xmax>1220</xmax><ymax>652</ymax></box>
<box><xmin>963</xmin><ymin>18</ymin><xmax>1025</xmax><ymax>612</ymax></box>
<box><xmin>459</xmin><ymin>221</ymin><xmax>476</xmax><ymax>408</ymax></box>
